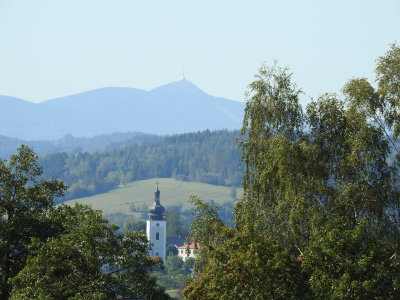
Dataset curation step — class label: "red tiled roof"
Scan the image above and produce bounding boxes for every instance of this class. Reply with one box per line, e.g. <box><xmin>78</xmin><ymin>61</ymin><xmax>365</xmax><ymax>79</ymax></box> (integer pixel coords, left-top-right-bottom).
<box><xmin>177</xmin><ymin>243</ymin><xmax>200</xmax><ymax>249</ymax></box>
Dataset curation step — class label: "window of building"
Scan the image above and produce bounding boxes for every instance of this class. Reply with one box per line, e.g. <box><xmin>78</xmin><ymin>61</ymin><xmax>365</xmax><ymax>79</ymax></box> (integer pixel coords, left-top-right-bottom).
<box><xmin>156</xmin><ymin>232</ymin><xmax>159</xmax><ymax>240</ymax></box>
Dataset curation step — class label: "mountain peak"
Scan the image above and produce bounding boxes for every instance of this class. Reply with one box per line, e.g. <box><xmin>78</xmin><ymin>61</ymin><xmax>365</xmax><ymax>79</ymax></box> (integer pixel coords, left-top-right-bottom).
<box><xmin>1</xmin><ymin>80</ymin><xmax>245</xmax><ymax>140</ymax></box>
<box><xmin>150</xmin><ymin>79</ymin><xmax>207</xmax><ymax>96</ymax></box>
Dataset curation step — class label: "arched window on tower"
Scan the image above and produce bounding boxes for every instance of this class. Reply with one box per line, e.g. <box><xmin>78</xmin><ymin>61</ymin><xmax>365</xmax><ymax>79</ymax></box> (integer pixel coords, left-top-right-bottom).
<box><xmin>156</xmin><ymin>232</ymin><xmax>159</xmax><ymax>240</ymax></box>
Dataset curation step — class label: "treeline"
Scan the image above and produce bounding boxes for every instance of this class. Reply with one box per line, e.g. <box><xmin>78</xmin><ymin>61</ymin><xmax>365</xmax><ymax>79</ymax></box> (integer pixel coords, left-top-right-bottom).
<box><xmin>0</xmin><ymin>132</ymin><xmax>161</xmax><ymax>158</ymax></box>
<box><xmin>39</xmin><ymin>129</ymin><xmax>243</xmax><ymax>202</ymax></box>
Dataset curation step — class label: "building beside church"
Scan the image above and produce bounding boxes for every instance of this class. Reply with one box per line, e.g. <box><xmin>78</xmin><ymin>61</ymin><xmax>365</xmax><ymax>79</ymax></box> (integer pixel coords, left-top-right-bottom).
<box><xmin>177</xmin><ymin>243</ymin><xmax>200</xmax><ymax>262</ymax></box>
<box><xmin>146</xmin><ymin>185</ymin><xmax>166</xmax><ymax>262</ymax></box>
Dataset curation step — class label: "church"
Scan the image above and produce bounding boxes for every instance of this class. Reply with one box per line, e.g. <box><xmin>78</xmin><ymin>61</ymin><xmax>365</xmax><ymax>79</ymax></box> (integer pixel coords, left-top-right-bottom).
<box><xmin>146</xmin><ymin>185</ymin><xmax>166</xmax><ymax>262</ymax></box>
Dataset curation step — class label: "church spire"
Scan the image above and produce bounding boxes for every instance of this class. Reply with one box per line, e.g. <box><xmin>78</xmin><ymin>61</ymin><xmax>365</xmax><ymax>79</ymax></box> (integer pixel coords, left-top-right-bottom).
<box><xmin>149</xmin><ymin>183</ymin><xmax>164</xmax><ymax>220</ymax></box>
<box><xmin>154</xmin><ymin>183</ymin><xmax>160</xmax><ymax>202</ymax></box>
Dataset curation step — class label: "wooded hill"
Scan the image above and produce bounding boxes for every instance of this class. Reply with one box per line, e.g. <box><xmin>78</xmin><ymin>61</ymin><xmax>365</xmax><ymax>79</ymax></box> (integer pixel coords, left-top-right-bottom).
<box><xmin>38</xmin><ymin>129</ymin><xmax>243</xmax><ymax>202</ymax></box>
<box><xmin>0</xmin><ymin>132</ymin><xmax>161</xmax><ymax>158</ymax></box>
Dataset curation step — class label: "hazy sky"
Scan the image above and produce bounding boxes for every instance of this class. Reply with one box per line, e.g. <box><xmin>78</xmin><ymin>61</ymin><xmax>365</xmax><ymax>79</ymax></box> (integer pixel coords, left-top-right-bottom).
<box><xmin>0</xmin><ymin>0</ymin><xmax>399</xmax><ymax>104</ymax></box>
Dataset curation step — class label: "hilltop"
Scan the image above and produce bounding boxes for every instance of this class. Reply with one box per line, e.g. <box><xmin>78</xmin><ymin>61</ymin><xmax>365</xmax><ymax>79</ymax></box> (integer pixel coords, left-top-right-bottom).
<box><xmin>63</xmin><ymin>178</ymin><xmax>243</xmax><ymax>216</ymax></box>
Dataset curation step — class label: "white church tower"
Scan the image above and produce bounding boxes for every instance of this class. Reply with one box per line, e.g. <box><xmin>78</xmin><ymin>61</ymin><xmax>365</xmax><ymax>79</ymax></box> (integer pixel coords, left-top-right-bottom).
<box><xmin>146</xmin><ymin>185</ymin><xmax>166</xmax><ymax>262</ymax></box>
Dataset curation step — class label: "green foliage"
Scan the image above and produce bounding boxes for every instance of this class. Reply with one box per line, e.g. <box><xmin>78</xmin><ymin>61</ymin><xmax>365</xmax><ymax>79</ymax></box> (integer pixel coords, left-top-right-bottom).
<box><xmin>166</xmin><ymin>206</ymin><xmax>188</xmax><ymax>239</ymax></box>
<box><xmin>166</xmin><ymin>243</ymin><xmax>179</xmax><ymax>256</ymax></box>
<box><xmin>153</xmin><ymin>255</ymin><xmax>191</xmax><ymax>292</ymax></box>
<box><xmin>185</xmin><ymin>233</ymin><xmax>307</xmax><ymax>300</ymax></box>
<box><xmin>238</xmin><ymin>64</ymin><xmax>314</xmax><ymax>249</ymax></box>
<box><xmin>162</xmin><ymin>196</ymin><xmax>236</xmax><ymax>295</ymax></box>
<box><xmin>376</xmin><ymin>44</ymin><xmax>400</xmax><ymax>138</ymax></box>
<box><xmin>241</xmin><ymin>63</ymin><xmax>303</xmax><ymax>143</ymax></box>
<box><xmin>185</xmin><ymin>197</ymin><xmax>308</xmax><ymax>299</ymax></box>
<box><xmin>237</xmin><ymin>57</ymin><xmax>399</xmax><ymax>243</ymax></box>
<box><xmin>344</xmin><ymin>43</ymin><xmax>400</xmax><ymax>151</ymax></box>
<box><xmin>183</xmin><ymin>257</ymin><xmax>195</xmax><ymax>269</ymax></box>
<box><xmin>10</xmin><ymin>204</ymin><xmax>170</xmax><ymax>300</ymax></box>
<box><xmin>0</xmin><ymin>145</ymin><xmax>67</xmax><ymax>299</ymax></box>
<box><xmin>124</xmin><ymin>219</ymin><xmax>146</xmax><ymax>233</ymax></box>
<box><xmin>165</xmin><ymin>255</ymin><xmax>184</xmax><ymax>274</ymax></box>
<box><xmin>0</xmin><ymin>147</ymin><xmax>170</xmax><ymax>299</ymax></box>
<box><xmin>303</xmin><ymin>219</ymin><xmax>400</xmax><ymax>299</ymax></box>
<box><xmin>188</xmin><ymin>195</ymin><xmax>228</xmax><ymax>249</ymax></box>
<box><xmin>187</xmin><ymin>45</ymin><xmax>400</xmax><ymax>299</ymax></box>
<box><xmin>104</xmin><ymin>212</ymin><xmax>139</xmax><ymax>231</ymax></box>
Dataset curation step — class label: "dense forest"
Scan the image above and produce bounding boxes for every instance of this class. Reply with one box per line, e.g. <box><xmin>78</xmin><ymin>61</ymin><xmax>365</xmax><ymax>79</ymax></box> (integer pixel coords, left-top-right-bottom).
<box><xmin>38</xmin><ymin>129</ymin><xmax>243</xmax><ymax>202</ymax></box>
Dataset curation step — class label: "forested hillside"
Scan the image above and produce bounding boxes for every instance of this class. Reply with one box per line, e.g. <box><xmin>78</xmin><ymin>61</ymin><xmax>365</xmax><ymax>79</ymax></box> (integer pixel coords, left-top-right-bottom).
<box><xmin>0</xmin><ymin>132</ymin><xmax>161</xmax><ymax>158</ymax></box>
<box><xmin>39</xmin><ymin>129</ymin><xmax>243</xmax><ymax>202</ymax></box>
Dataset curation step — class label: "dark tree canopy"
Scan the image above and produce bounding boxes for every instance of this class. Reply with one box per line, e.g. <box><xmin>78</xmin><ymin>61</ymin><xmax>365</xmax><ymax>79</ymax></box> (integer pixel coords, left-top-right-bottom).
<box><xmin>0</xmin><ymin>146</ymin><xmax>170</xmax><ymax>300</ymax></box>
<box><xmin>10</xmin><ymin>204</ymin><xmax>170</xmax><ymax>300</ymax></box>
<box><xmin>0</xmin><ymin>145</ymin><xmax>66</xmax><ymax>299</ymax></box>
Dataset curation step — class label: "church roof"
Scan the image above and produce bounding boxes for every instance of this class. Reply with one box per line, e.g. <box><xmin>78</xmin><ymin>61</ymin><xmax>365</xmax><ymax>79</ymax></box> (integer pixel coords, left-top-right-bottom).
<box><xmin>148</xmin><ymin>185</ymin><xmax>165</xmax><ymax>221</ymax></box>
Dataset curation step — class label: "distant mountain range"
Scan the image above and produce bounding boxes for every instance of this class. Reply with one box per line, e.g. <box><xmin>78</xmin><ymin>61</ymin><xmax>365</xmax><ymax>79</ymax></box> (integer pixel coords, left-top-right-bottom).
<box><xmin>0</xmin><ymin>80</ymin><xmax>245</xmax><ymax>140</ymax></box>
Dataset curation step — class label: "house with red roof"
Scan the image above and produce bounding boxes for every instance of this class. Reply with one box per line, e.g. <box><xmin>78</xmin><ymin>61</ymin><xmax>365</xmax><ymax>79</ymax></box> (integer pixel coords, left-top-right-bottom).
<box><xmin>177</xmin><ymin>243</ymin><xmax>200</xmax><ymax>261</ymax></box>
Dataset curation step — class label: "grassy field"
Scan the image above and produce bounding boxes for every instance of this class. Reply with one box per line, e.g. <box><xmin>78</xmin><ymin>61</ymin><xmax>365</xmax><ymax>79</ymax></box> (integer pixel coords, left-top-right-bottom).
<box><xmin>166</xmin><ymin>289</ymin><xmax>179</xmax><ymax>298</ymax></box>
<box><xmin>63</xmin><ymin>178</ymin><xmax>243</xmax><ymax>215</ymax></box>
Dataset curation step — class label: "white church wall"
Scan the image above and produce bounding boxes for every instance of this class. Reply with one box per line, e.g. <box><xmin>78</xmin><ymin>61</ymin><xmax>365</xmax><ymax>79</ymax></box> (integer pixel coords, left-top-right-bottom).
<box><xmin>146</xmin><ymin>219</ymin><xmax>166</xmax><ymax>262</ymax></box>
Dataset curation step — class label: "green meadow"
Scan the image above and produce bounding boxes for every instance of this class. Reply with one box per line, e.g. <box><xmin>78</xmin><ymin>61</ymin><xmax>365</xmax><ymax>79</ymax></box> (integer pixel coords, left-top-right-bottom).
<box><xmin>166</xmin><ymin>289</ymin><xmax>179</xmax><ymax>298</ymax></box>
<box><xmin>63</xmin><ymin>178</ymin><xmax>242</xmax><ymax>215</ymax></box>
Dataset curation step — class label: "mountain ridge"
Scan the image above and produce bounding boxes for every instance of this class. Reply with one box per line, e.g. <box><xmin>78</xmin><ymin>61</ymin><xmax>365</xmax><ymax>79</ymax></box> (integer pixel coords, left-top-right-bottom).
<box><xmin>0</xmin><ymin>80</ymin><xmax>245</xmax><ymax>140</ymax></box>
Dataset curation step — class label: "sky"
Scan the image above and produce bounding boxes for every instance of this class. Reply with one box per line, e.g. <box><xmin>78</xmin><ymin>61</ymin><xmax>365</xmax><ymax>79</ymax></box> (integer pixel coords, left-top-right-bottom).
<box><xmin>0</xmin><ymin>0</ymin><xmax>399</xmax><ymax>104</ymax></box>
